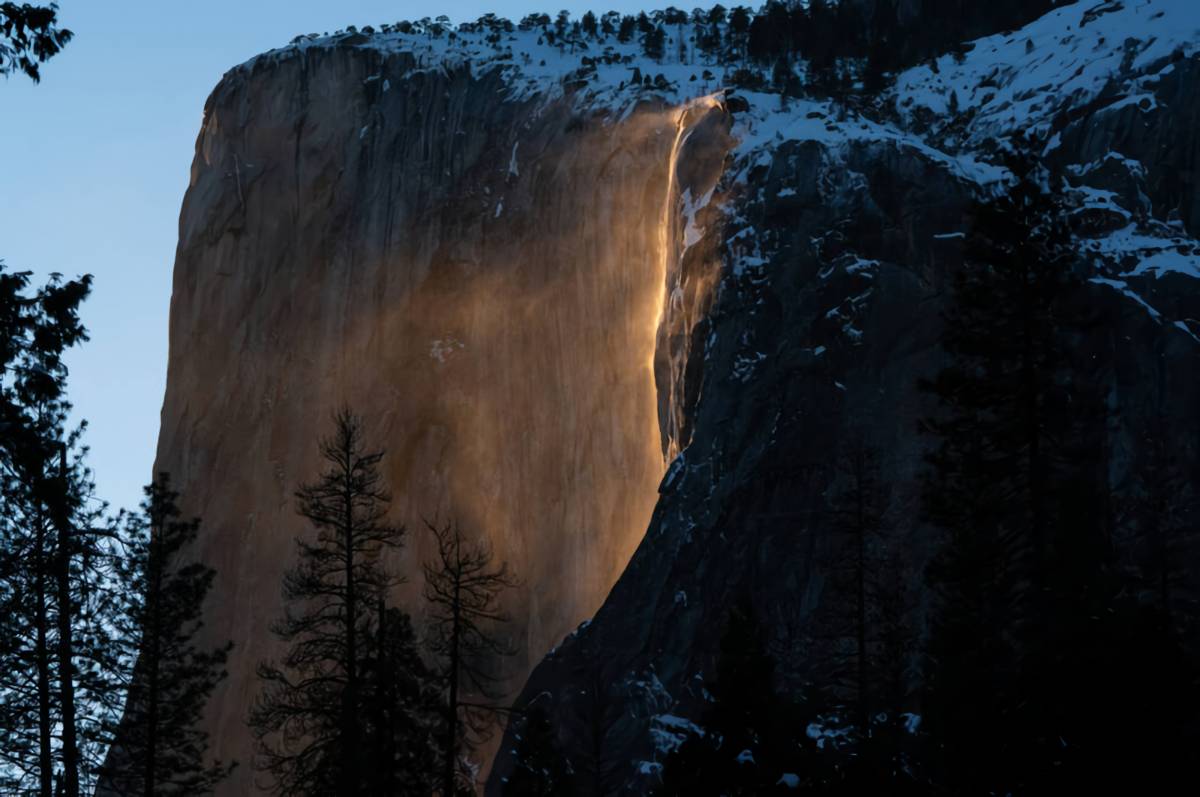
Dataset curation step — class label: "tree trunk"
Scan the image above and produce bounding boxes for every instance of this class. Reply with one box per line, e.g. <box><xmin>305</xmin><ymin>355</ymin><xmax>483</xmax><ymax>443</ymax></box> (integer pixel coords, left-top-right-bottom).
<box><xmin>376</xmin><ymin>595</ymin><xmax>395</xmax><ymax>796</ymax></box>
<box><xmin>855</xmin><ymin>467</ymin><xmax>869</xmax><ymax>733</ymax></box>
<box><xmin>342</xmin><ymin>465</ymin><xmax>359</xmax><ymax>794</ymax></box>
<box><xmin>1158</xmin><ymin>517</ymin><xmax>1171</xmax><ymax>630</ymax></box>
<box><xmin>34</xmin><ymin>498</ymin><xmax>53</xmax><ymax>797</ymax></box>
<box><xmin>54</xmin><ymin>445</ymin><xmax>80</xmax><ymax>797</ymax></box>
<box><xmin>143</xmin><ymin>518</ymin><xmax>163</xmax><ymax>797</ymax></box>
<box><xmin>443</xmin><ymin>574</ymin><xmax>461</xmax><ymax>797</ymax></box>
<box><xmin>1020</xmin><ymin>264</ymin><xmax>1045</xmax><ymax>593</ymax></box>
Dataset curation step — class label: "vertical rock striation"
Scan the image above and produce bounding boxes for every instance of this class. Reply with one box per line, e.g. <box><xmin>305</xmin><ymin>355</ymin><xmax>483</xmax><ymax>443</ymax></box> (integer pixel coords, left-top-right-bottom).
<box><xmin>157</xmin><ymin>41</ymin><xmax>730</xmax><ymax>793</ymax></box>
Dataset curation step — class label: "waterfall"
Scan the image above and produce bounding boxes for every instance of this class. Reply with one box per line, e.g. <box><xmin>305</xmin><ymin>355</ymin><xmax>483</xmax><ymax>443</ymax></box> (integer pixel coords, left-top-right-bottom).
<box><xmin>653</xmin><ymin>95</ymin><xmax>728</xmax><ymax>464</ymax></box>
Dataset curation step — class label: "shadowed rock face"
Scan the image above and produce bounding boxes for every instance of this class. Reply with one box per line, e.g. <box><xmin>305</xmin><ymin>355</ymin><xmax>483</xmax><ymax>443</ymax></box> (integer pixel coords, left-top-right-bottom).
<box><xmin>487</xmin><ymin>132</ymin><xmax>1200</xmax><ymax>796</ymax></box>
<box><xmin>158</xmin><ymin>42</ymin><xmax>730</xmax><ymax>794</ymax></box>
<box><xmin>1055</xmin><ymin>56</ymin><xmax>1200</xmax><ymax>237</ymax></box>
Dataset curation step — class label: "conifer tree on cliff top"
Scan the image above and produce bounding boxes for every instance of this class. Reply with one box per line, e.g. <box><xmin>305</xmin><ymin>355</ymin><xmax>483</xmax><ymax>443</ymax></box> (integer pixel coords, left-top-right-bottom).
<box><xmin>249</xmin><ymin>410</ymin><xmax>410</xmax><ymax>795</ymax></box>
<box><xmin>100</xmin><ymin>475</ymin><xmax>233</xmax><ymax>796</ymax></box>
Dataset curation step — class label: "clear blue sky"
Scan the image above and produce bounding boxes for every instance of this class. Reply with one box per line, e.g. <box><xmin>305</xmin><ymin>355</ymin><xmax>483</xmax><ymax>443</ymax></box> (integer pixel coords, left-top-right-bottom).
<box><xmin>0</xmin><ymin>0</ymin><xmax>653</xmax><ymax>516</ymax></box>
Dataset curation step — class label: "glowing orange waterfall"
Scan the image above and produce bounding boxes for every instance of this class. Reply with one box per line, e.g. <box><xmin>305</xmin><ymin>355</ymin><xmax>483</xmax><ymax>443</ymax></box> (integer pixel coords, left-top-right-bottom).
<box><xmin>652</xmin><ymin>94</ymin><xmax>728</xmax><ymax>464</ymax></box>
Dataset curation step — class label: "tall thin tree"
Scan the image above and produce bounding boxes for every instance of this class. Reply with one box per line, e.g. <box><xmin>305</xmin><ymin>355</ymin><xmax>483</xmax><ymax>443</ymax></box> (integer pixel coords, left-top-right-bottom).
<box><xmin>249</xmin><ymin>409</ymin><xmax>406</xmax><ymax>796</ymax></box>
<box><xmin>0</xmin><ymin>267</ymin><xmax>107</xmax><ymax>796</ymax></box>
<box><xmin>827</xmin><ymin>440</ymin><xmax>887</xmax><ymax>732</ymax></box>
<box><xmin>100</xmin><ymin>475</ymin><xmax>233</xmax><ymax>796</ymax></box>
<box><xmin>918</xmin><ymin>141</ymin><xmax>1130</xmax><ymax>790</ymax></box>
<box><xmin>423</xmin><ymin>519</ymin><xmax>517</xmax><ymax>796</ymax></box>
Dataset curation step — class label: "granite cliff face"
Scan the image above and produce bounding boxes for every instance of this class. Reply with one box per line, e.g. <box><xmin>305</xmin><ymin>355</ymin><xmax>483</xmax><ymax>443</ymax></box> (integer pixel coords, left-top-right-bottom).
<box><xmin>160</xmin><ymin>40</ymin><xmax>731</xmax><ymax>794</ymax></box>
<box><xmin>153</xmin><ymin>2</ymin><xmax>1200</xmax><ymax>794</ymax></box>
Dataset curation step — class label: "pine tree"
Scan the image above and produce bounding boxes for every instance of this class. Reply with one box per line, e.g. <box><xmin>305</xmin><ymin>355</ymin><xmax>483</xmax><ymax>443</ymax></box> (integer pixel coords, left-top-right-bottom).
<box><xmin>770</xmin><ymin>57</ymin><xmax>795</xmax><ymax>97</ymax></box>
<box><xmin>804</xmin><ymin>0</ymin><xmax>833</xmax><ymax>69</ymax></box>
<box><xmin>1120</xmin><ymin>412</ymin><xmax>1199</xmax><ymax>636</ymax></box>
<box><xmin>862</xmin><ymin>34</ymin><xmax>890</xmax><ymax>93</ymax></box>
<box><xmin>599</xmin><ymin>12</ymin><xmax>616</xmax><ymax>38</ymax></box>
<box><xmin>249</xmin><ymin>410</ymin><xmax>407</xmax><ymax>795</ymax></box>
<box><xmin>500</xmin><ymin>704</ymin><xmax>575</xmax><ymax>797</ymax></box>
<box><xmin>1072</xmin><ymin>410</ymin><xmax>1200</xmax><ymax>791</ymax></box>
<box><xmin>423</xmin><ymin>519</ymin><xmax>517</xmax><ymax>796</ymax></box>
<box><xmin>0</xmin><ymin>426</ymin><xmax>63</xmax><ymax>797</ymax></box>
<box><xmin>580</xmin><ymin>11</ymin><xmax>597</xmax><ymax>39</ymax></box>
<box><xmin>99</xmin><ymin>476</ymin><xmax>233</xmax><ymax>796</ymax></box>
<box><xmin>0</xmin><ymin>268</ymin><xmax>115</xmax><ymax>796</ymax></box>
<box><xmin>642</xmin><ymin>25</ymin><xmax>666</xmax><ymax>62</ymax></box>
<box><xmin>918</xmin><ymin>141</ymin><xmax>1129</xmax><ymax>791</ymax></box>
<box><xmin>657</xmin><ymin>598</ymin><xmax>805</xmax><ymax>796</ymax></box>
<box><xmin>617</xmin><ymin>15</ymin><xmax>635</xmax><ymax>44</ymax></box>
<box><xmin>361</xmin><ymin>600</ymin><xmax>444</xmax><ymax>796</ymax></box>
<box><xmin>826</xmin><ymin>441</ymin><xmax>889</xmax><ymax>732</ymax></box>
<box><xmin>726</xmin><ymin>6</ymin><xmax>751</xmax><ymax>60</ymax></box>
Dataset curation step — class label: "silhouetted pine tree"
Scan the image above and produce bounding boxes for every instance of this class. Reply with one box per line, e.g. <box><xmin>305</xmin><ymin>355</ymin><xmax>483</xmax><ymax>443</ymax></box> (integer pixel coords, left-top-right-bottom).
<box><xmin>361</xmin><ymin>600</ymin><xmax>444</xmax><ymax>796</ymax></box>
<box><xmin>1073</xmin><ymin>410</ymin><xmax>1200</xmax><ymax>791</ymax></box>
<box><xmin>862</xmin><ymin>35</ymin><xmax>891</xmax><ymax>93</ymax></box>
<box><xmin>616</xmin><ymin>15</ymin><xmax>635</xmax><ymax>43</ymax></box>
<box><xmin>100</xmin><ymin>476</ymin><xmax>233</xmax><ymax>796</ymax></box>
<box><xmin>423</xmin><ymin>519</ymin><xmax>518</xmax><ymax>797</ymax></box>
<box><xmin>827</xmin><ymin>441</ymin><xmax>888</xmax><ymax>731</ymax></box>
<box><xmin>0</xmin><ymin>268</ymin><xmax>115</xmax><ymax>796</ymax></box>
<box><xmin>500</xmin><ymin>704</ymin><xmax>575</xmax><ymax>797</ymax></box>
<box><xmin>1119</xmin><ymin>412</ymin><xmax>1200</xmax><ymax>636</ymax></box>
<box><xmin>249</xmin><ymin>410</ymin><xmax>407</xmax><ymax>796</ymax></box>
<box><xmin>919</xmin><ymin>145</ymin><xmax>1082</xmax><ymax>791</ymax></box>
<box><xmin>657</xmin><ymin>597</ymin><xmax>806</xmax><ymax>796</ymax></box>
<box><xmin>580</xmin><ymin>11</ymin><xmax>597</xmax><ymax>39</ymax></box>
<box><xmin>726</xmin><ymin>6</ymin><xmax>751</xmax><ymax>61</ymax></box>
<box><xmin>747</xmin><ymin>2</ymin><xmax>790</xmax><ymax>63</ymax></box>
<box><xmin>642</xmin><ymin>25</ymin><xmax>666</xmax><ymax>62</ymax></box>
<box><xmin>913</xmin><ymin>139</ymin><xmax>1199</xmax><ymax>790</ymax></box>
<box><xmin>804</xmin><ymin>0</ymin><xmax>836</xmax><ymax>86</ymax></box>
<box><xmin>803</xmin><ymin>440</ymin><xmax>921</xmax><ymax>792</ymax></box>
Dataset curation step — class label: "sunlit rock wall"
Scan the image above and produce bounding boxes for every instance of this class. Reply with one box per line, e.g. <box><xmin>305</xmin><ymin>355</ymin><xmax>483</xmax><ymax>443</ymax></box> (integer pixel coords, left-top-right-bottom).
<box><xmin>157</xmin><ymin>42</ymin><xmax>729</xmax><ymax>793</ymax></box>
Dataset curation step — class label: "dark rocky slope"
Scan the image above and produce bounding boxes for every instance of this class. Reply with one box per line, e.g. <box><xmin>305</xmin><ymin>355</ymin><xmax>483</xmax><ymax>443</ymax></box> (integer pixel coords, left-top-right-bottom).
<box><xmin>490</xmin><ymin>2</ymin><xmax>1200</xmax><ymax>791</ymax></box>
